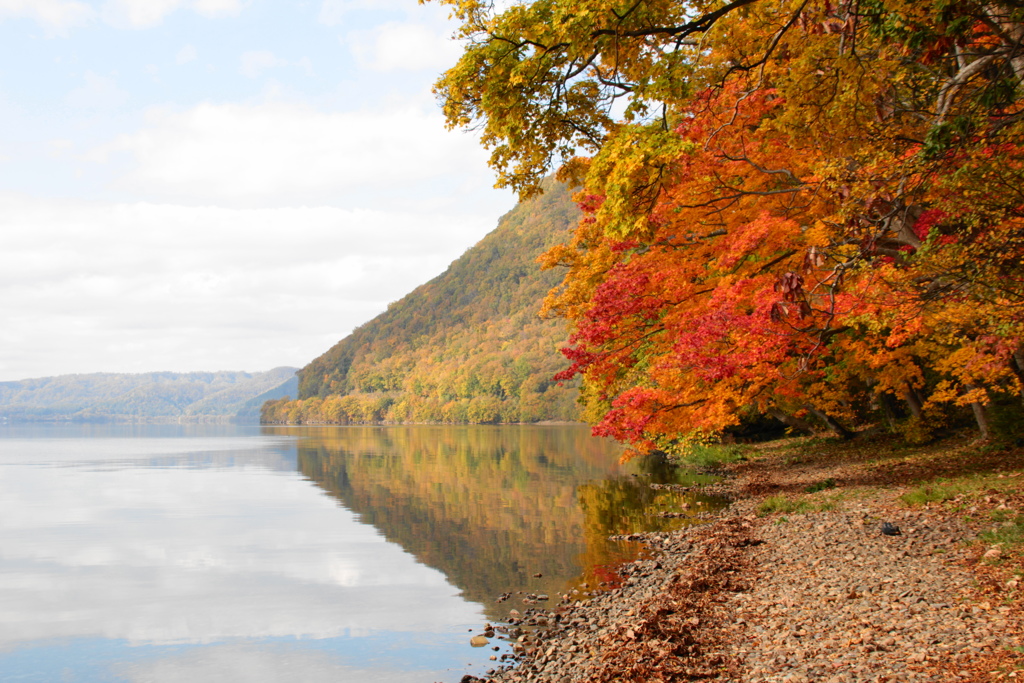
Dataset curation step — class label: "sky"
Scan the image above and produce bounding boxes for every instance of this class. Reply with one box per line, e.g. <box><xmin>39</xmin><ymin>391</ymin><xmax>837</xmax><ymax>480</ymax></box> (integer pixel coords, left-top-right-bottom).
<box><xmin>0</xmin><ymin>0</ymin><xmax>517</xmax><ymax>381</ymax></box>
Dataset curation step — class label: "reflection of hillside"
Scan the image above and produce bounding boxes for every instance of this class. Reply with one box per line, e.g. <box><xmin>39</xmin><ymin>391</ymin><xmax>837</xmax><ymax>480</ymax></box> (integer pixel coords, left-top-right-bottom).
<box><xmin>283</xmin><ymin>425</ymin><xmax>624</xmax><ymax>619</ymax></box>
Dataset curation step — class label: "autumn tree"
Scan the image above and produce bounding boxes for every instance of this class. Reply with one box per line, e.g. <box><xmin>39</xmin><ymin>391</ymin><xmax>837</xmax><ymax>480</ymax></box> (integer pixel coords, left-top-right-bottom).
<box><xmin>432</xmin><ymin>0</ymin><xmax>1024</xmax><ymax>451</ymax></box>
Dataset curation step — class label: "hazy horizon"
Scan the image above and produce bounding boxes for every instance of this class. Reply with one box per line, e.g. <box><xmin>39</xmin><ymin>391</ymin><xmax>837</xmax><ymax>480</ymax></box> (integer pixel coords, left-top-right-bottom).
<box><xmin>1</xmin><ymin>366</ymin><xmax>299</xmax><ymax>383</ymax></box>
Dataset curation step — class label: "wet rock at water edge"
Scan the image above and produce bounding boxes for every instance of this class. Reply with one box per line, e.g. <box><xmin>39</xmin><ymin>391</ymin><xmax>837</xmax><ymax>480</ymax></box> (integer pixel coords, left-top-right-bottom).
<box><xmin>470</xmin><ymin>635</ymin><xmax>490</xmax><ymax>647</ymax></box>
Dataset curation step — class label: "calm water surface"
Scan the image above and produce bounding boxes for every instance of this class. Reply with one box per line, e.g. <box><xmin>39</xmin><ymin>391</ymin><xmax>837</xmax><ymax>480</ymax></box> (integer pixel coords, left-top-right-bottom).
<box><xmin>0</xmin><ymin>424</ymin><xmax>719</xmax><ymax>683</ymax></box>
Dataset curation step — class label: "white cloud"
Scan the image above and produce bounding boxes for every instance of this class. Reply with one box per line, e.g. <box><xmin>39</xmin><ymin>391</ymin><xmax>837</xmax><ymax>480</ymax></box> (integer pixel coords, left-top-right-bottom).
<box><xmin>0</xmin><ymin>0</ymin><xmax>94</xmax><ymax>35</ymax></box>
<box><xmin>0</xmin><ymin>459</ymin><xmax>481</xmax><ymax>646</ymax></box>
<box><xmin>116</xmin><ymin>644</ymin><xmax>452</xmax><ymax>683</ymax></box>
<box><xmin>191</xmin><ymin>0</ymin><xmax>242</xmax><ymax>16</ymax></box>
<box><xmin>90</xmin><ymin>101</ymin><xmax>491</xmax><ymax>205</ymax></box>
<box><xmin>317</xmin><ymin>0</ymin><xmax>407</xmax><ymax>27</ymax></box>
<box><xmin>239</xmin><ymin>51</ymin><xmax>313</xmax><ymax>79</ymax></box>
<box><xmin>176</xmin><ymin>44</ymin><xmax>198</xmax><ymax>65</ymax></box>
<box><xmin>348</xmin><ymin>22</ymin><xmax>462</xmax><ymax>72</ymax></box>
<box><xmin>46</xmin><ymin>139</ymin><xmax>74</xmax><ymax>157</ymax></box>
<box><xmin>0</xmin><ymin>0</ymin><xmax>245</xmax><ymax>32</ymax></box>
<box><xmin>0</xmin><ymin>193</ymin><xmax>509</xmax><ymax>379</ymax></box>
<box><xmin>65</xmin><ymin>70</ymin><xmax>130</xmax><ymax>110</ymax></box>
<box><xmin>101</xmin><ymin>0</ymin><xmax>244</xmax><ymax>29</ymax></box>
<box><xmin>239</xmin><ymin>49</ymin><xmax>281</xmax><ymax>79</ymax></box>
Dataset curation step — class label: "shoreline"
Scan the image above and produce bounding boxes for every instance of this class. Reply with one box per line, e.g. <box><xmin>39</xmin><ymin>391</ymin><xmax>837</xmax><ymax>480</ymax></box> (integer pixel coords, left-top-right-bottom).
<box><xmin>467</xmin><ymin>435</ymin><xmax>1024</xmax><ymax>682</ymax></box>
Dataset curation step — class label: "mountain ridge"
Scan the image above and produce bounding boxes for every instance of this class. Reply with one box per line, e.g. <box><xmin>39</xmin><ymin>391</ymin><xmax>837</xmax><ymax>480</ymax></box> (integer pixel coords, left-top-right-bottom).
<box><xmin>0</xmin><ymin>367</ymin><xmax>298</xmax><ymax>423</ymax></box>
<box><xmin>262</xmin><ymin>180</ymin><xmax>581</xmax><ymax>425</ymax></box>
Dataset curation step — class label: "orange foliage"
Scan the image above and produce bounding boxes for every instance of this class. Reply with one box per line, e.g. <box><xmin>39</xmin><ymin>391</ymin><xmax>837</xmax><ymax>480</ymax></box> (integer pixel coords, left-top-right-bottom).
<box><xmin>535</xmin><ymin>0</ymin><xmax>1024</xmax><ymax>451</ymax></box>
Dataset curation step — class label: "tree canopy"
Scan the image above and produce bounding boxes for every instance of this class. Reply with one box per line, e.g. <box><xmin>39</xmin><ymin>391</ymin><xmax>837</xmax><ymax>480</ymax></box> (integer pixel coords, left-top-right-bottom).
<box><xmin>431</xmin><ymin>0</ymin><xmax>1024</xmax><ymax>453</ymax></box>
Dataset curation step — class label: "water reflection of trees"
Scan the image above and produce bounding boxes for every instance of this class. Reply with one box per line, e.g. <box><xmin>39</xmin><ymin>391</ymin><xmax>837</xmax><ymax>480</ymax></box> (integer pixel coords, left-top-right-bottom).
<box><xmin>282</xmin><ymin>426</ymin><xmax>720</xmax><ymax>621</ymax></box>
<box><xmin>574</xmin><ymin>457</ymin><xmax>725</xmax><ymax>592</ymax></box>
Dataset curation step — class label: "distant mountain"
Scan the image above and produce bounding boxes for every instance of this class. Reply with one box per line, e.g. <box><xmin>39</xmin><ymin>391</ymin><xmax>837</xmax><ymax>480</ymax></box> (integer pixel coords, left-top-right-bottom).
<box><xmin>0</xmin><ymin>367</ymin><xmax>298</xmax><ymax>423</ymax></box>
<box><xmin>262</xmin><ymin>180</ymin><xmax>581</xmax><ymax>425</ymax></box>
<box><xmin>233</xmin><ymin>373</ymin><xmax>300</xmax><ymax>423</ymax></box>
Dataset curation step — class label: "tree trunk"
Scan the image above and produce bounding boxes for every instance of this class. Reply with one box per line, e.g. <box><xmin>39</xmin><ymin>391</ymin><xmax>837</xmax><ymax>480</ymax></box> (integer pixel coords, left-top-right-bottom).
<box><xmin>879</xmin><ymin>392</ymin><xmax>900</xmax><ymax>432</ymax></box>
<box><xmin>970</xmin><ymin>401</ymin><xmax>991</xmax><ymax>440</ymax></box>
<box><xmin>806</xmin><ymin>406</ymin><xmax>854</xmax><ymax>439</ymax></box>
<box><xmin>1011</xmin><ymin>347</ymin><xmax>1024</xmax><ymax>403</ymax></box>
<box><xmin>966</xmin><ymin>384</ymin><xmax>992</xmax><ymax>440</ymax></box>
<box><xmin>767</xmin><ymin>407</ymin><xmax>817</xmax><ymax>435</ymax></box>
<box><xmin>902</xmin><ymin>383</ymin><xmax>924</xmax><ymax>419</ymax></box>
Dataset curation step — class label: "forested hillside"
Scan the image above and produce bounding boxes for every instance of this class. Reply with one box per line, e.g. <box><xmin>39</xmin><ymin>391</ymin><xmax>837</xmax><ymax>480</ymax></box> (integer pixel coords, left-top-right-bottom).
<box><xmin>0</xmin><ymin>367</ymin><xmax>297</xmax><ymax>423</ymax></box>
<box><xmin>261</xmin><ymin>181</ymin><xmax>581</xmax><ymax>425</ymax></box>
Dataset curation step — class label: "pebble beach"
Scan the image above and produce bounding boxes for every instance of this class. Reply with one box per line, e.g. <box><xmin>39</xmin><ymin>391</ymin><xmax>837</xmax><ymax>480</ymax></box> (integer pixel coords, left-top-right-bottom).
<box><xmin>463</xmin><ymin>437</ymin><xmax>1024</xmax><ymax>682</ymax></box>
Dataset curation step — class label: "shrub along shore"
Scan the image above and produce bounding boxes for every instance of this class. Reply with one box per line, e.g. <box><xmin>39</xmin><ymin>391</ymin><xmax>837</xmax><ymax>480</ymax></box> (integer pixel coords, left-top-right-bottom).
<box><xmin>462</xmin><ymin>435</ymin><xmax>1024</xmax><ymax>683</ymax></box>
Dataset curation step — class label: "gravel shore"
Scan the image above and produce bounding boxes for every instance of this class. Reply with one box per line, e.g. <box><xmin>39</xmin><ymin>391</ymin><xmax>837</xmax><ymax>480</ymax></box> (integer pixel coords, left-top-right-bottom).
<box><xmin>466</xmin><ymin>438</ymin><xmax>1024</xmax><ymax>682</ymax></box>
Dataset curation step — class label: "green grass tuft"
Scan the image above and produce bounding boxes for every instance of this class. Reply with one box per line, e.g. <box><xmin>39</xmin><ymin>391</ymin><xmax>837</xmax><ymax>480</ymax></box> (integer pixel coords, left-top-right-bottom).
<box><xmin>900</xmin><ymin>479</ymin><xmax>974</xmax><ymax>506</ymax></box>
<box><xmin>981</xmin><ymin>516</ymin><xmax>1024</xmax><ymax>546</ymax></box>
<box><xmin>757</xmin><ymin>495</ymin><xmax>812</xmax><ymax>516</ymax></box>
<box><xmin>758</xmin><ymin>493</ymin><xmax>840</xmax><ymax>516</ymax></box>
<box><xmin>680</xmin><ymin>443</ymin><xmax>748</xmax><ymax>469</ymax></box>
<box><xmin>805</xmin><ymin>478</ymin><xmax>837</xmax><ymax>493</ymax></box>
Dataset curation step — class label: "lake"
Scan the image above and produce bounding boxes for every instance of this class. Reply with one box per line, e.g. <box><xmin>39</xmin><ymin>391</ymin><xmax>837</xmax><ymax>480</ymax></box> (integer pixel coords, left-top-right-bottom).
<box><xmin>0</xmin><ymin>423</ymin><xmax>720</xmax><ymax>682</ymax></box>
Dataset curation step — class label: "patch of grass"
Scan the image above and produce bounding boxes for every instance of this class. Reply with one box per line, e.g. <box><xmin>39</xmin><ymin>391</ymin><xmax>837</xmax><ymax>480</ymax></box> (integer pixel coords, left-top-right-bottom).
<box><xmin>805</xmin><ymin>478</ymin><xmax>837</xmax><ymax>493</ymax></box>
<box><xmin>900</xmin><ymin>471</ymin><xmax>1022</xmax><ymax>506</ymax></box>
<box><xmin>757</xmin><ymin>495</ymin><xmax>812</xmax><ymax>516</ymax></box>
<box><xmin>758</xmin><ymin>492</ymin><xmax>841</xmax><ymax>516</ymax></box>
<box><xmin>990</xmin><ymin>509</ymin><xmax>1014</xmax><ymax>523</ymax></box>
<box><xmin>981</xmin><ymin>515</ymin><xmax>1024</xmax><ymax>546</ymax></box>
<box><xmin>978</xmin><ymin>440</ymin><xmax>1015</xmax><ymax>456</ymax></box>
<box><xmin>900</xmin><ymin>479</ymin><xmax>975</xmax><ymax>506</ymax></box>
<box><xmin>679</xmin><ymin>443</ymin><xmax>748</xmax><ymax>469</ymax></box>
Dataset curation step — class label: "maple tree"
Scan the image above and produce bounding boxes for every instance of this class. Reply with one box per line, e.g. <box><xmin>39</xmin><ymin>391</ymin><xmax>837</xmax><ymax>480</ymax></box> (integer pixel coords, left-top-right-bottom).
<box><xmin>432</xmin><ymin>0</ymin><xmax>1024</xmax><ymax>452</ymax></box>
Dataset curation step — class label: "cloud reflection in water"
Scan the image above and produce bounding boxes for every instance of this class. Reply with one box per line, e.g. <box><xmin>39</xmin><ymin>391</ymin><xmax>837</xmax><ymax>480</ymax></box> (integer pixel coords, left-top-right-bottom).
<box><xmin>0</xmin><ymin>430</ymin><xmax>486</xmax><ymax>681</ymax></box>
